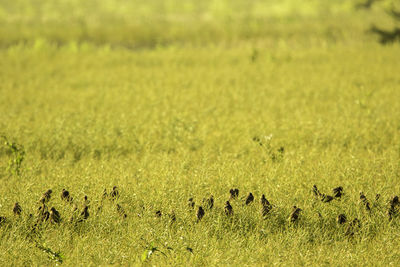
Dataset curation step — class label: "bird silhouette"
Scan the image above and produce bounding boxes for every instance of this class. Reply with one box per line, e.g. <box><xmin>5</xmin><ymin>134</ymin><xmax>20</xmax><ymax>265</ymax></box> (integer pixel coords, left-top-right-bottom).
<box><xmin>260</xmin><ymin>195</ymin><xmax>272</xmax><ymax>217</ymax></box>
<box><xmin>312</xmin><ymin>185</ymin><xmax>321</xmax><ymax>197</ymax></box>
<box><xmin>116</xmin><ymin>204</ymin><xmax>127</xmax><ymax>218</ymax></box>
<box><xmin>289</xmin><ymin>206</ymin><xmax>302</xmax><ymax>223</ymax></box>
<box><xmin>77</xmin><ymin>205</ymin><xmax>89</xmax><ymax>222</ymax></box>
<box><xmin>333</xmin><ymin>186</ymin><xmax>343</xmax><ymax>198</ymax></box>
<box><xmin>155</xmin><ymin>210</ymin><xmax>162</xmax><ymax>217</ymax></box>
<box><xmin>13</xmin><ymin>202</ymin><xmax>22</xmax><ymax>216</ymax></box>
<box><xmin>197</xmin><ymin>206</ymin><xmax>205</xmax><ymax>221</ymax></box>
<box><xmin>61</xmin><ymin>189</ymin><xmax>72</xmax><ymax>202</ymax></box>
<box><xmin>359</xmin><ymin>192</ymin><xmax>371</xmax><ymax>211</ymax></box>
<box><xmin>188</xmin><ymin>198</ymin><xmax>195</xmax><ymax>209</ymax></box>
<box><xmin>230</xmin><ymin>188</ymin><xmax>239</xmax><ymax>200</ymax></box>
<box><xmin>321</xmin><ymin>194</ymin><xmax>334</xmax><ymax>203</ymax></box>
<box><xmin>245</xmin><ymin>192</ymin><xmax>254</xmax><ymax>205</ymax></box>
<box><xmin>205</xmin><ymin>195</ymin><xmax>214</xmax><ymax>210</ymax></box>
<box><xmin>388</xmin><ymin>196</ymin><xmax>399</xmax><ymax>221</ymax></box>
<box><xmin>225</xmin><ymin>201</ymin><xmax>233</xmax><ymax>216</ymax></box>
<box><xmin>337</xmin><ymin>214</ymin><xmax>347</xmax><ymax>225</ymax></box>
<box><xmin>39</xmin><ymin>189</ymin><xmax>52</xmax><ymax>204</ymax></box>
<box><xmin>50</xmin><ymin>207</ymin><xmax>61</xmax><ymax>224</ymax></box>
<box><xmin>110</xmin><ymin>186</ymin><xmax>119</xmax><ymax>201</ymax></box>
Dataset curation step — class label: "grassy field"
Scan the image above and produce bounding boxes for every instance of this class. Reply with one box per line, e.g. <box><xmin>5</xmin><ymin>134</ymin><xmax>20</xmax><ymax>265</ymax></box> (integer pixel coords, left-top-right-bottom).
<box><xmin>1</xmin><ymin>0</ymin><xmax>400</xmax><ymax>265</ymax></box>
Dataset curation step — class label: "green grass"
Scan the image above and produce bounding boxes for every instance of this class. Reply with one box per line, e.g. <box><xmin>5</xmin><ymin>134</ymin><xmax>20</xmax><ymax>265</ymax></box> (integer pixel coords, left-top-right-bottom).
<box><xmin>1</xmin><ymin>0</ymin><xmax>400</xmax><ymax>265</ymax></box>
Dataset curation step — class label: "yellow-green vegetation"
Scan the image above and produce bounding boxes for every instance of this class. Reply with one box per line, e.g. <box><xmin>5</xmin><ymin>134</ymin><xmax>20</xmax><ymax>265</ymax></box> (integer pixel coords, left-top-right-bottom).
<box><xmin>1</xmin><ymin>0</ymin><xmax>400</xmax><ymax>265</ymax></box>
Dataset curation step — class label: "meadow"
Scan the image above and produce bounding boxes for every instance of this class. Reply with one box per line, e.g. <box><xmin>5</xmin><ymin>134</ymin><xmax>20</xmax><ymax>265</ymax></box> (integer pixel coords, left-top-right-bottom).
<box><xmin>1</xmin><ymin>0</ymin><xmax>400</xmax><ymax>265</ymax></box>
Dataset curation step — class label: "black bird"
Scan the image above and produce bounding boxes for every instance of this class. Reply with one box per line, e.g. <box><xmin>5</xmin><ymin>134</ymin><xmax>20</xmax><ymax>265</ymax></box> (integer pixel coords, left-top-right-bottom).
<box><xmin>197</xmin><ymin>206</ymin><xmax>205</xmax><ymax>221</ymax></box>
<box><xmin>83</xmin><ymin>195</ymin><xmax>90</xmax><ymax>206</ymax></box>
<box><xmin>337</xmin><ymin>214</ymin><xmax>347</xmax><ymax>225</ymax></box>
<box><xmin>312</xmin><ymin>185</ymin><xmax>321</xmax><ymax>197</ymax></box>
<box><xmin>61</xmin><ymin>189</ymin><xmax>72</xmax><ymax>202</ymax></box>
<box><xmin>333</xmin><ymin>186</ymin><xmax>343</xmax><ymax>198</ymax></box>
<box><xmin>77</xmin><ymin>205</ymin><xmax>89</xmax><ymax>222</ymax></box>
<box><xmin>230</xmin><ymin>188</ymin><xmax>239</xmax><ymax>199</ymax></box>
<box><xmin>321</xmin><ymin>195</ymin><xmax>334</xmax><ymax>203</ymax></box>
<box><xmin>39</xmin><ymin>189</ymin><xmax>52</xmax><ymax>203</ymax></box>
<box><xmin>0</xmin><ymin>216</ymin><xmax>6</xmax><ymax>226</ymax></box>
<box><xmin>359</xmin><ymin>192</ymin><xmax>371</xmax><ymax>211</ymax></box>
<box><xmin>225</xmin><ymin>201</ymin><xmax>233</xmax><ymax>216</ymax></box>
<box><xmin>102</xmin><ymin>189</ymin><xmax>108</xmax><ymax>200</ymax></box>
<box><xmin>116</xmin><ymin>204</ymin><xmax>127</xmax><ymax>218</ymax></box>
<box><xmin>13</xmin><ymin>202</ymin><xmax>22</xmax><ymax>216</ymax></box>
<box><xmin>188</xmin><ymin>198</ymin><xmax>195</xmax><ymax>209</ymax></box>
<box><xmin>110</xmin><ymin>186</ymin><xmax>119</xmax><ymax>201</ymax></box>
<box><xmin>206</xmin><ymin>195</ymin><xmax>214</xmax><ymax>210</ymax></box>
<box><xmin>260</xmin><ymin>195</ymin><xmax>272</xmax><ymax>217</ymax></box>
<box><xmin>289</xmin><ymin>206</ymin><xmax>302</xmax><ymax>223</ymax></box>
<box><xmin>346</xmin><ymin>218</ymin><xmax>361</xmax><ymax>237</ymax></box>
<box><xmin>50</xmin><ymin>207</ymin><xmax>61</xmax><ymax>224</ymax></box>
<box><xmin>388</xmin><ymin>196</ymin><xmax>399</xmax><ymax>221</ymax></box>
<box><xmin>155</xmin><ymin>210</ymin><xmax>162</xmax><ymax>217</ymax></box>
<box><xmin>245</xmin><ymin>192</ymin><xmax>254</xmax><ymax>205</ymax></box>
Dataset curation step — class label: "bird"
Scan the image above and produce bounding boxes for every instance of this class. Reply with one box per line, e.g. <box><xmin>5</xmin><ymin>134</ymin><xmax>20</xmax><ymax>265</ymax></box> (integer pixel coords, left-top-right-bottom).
<box><xmin>61</xmin><ymin>189</ymin><xmax>72</xmax><ymax>202</ymax></box>
<box><xmin>333</xmin><ymin>186</ymin><xmax>343</xmax><ymax>198</ymax></box>
<box><xmin>337</xmin><ymin>214</ymin><xmax>347</xmax><ymax>225</ymax></box>
<box><xmin>321</xmin><ymin>194</ymin><xmax>334</xmax><ymax>203</ymax></box>
<box><xmin>359</xmin><ymin>192</ymin><xmax>371</xmax><ymax>211</ymax></box>
<box><xmin>50</xmin><ymin>207</ymin><xmax>61</xmax><ymax>224</ymax></box>
<box><xmin>289</xmin><ymin>206</ymin><xmax>302</xmax><ymax>223</ymax></box>
<box><xmin>155</xmin><ymin>210</ymin><xmax>162</xmax><ymax>217</ymax></box>
<box><xmin>188</xmin><ymin>198</ymin><xmax>195</xmax><ymax>209</ymax></box>
<box><xmin>260</xmin><ymin>195</ymin><xmax>272</xmax><ymax>217</ymax></box>
<box><xmin>230</xmin><ymin>188</ymin><xmax>239</xmax><ymax>200</ymax></box>
<box><xmin>245</xmin><ymin>192</ymin><xmax>254</xmax><ymax>205</ymax></box>
<box><xmin>205</xmin><ymin>195</ymin><xmax>214</xmax><ymax>210</ymax></box>
<box><xmin>77</xmin><ymin>205</ymin><xmax>89</xmax><ymax>222</ymax></box>
<box><xmin>110</xmin><ymin>186</ymin><xmax>119</xmax><ymax>201</ymax></box>
<box><xmin>312</xmin><ymin>185</ymin><xmax>321</xmax><ymax>197</ymax></box>
<box><xmin>39</xmin><ymin>189</ymin><xmax>52</xmax><ymax>203</ymax></box>
<box><xmin>388</xmin><ymin>196</ymin><xmax>399</xmax><ymax>221</ymax></box>
<box><xmin>83</xmin><ymin>195</ymin><xmax>90</xmax><ymax>206</ymax></box>
<box><xmin>116</xmin><ymin>204</ymin><xmax>127</xmax><ymax>218</ymax></box>
<box><xmin>225</xmin><ymin>201</ymin><xmax>233</xmax><ymax>216</ymax></box>
<box><xmin>102</xmin><ymin>189</ymin><xmax>108</xmax><ymax>200</ymax></box>
<box><xmin>346</xmin><ymin>218</ymin><xmax>361</xmax><ymax>237</ymax></box>
<box><xmin>13</xmin><ymin>202</ymin><xmax>22</xmax><ymax>216</ymax></box>
<box><xmin>196</xmin><ymin>206</ymin><xmax>205</xmax><ymax>221</ymax></box>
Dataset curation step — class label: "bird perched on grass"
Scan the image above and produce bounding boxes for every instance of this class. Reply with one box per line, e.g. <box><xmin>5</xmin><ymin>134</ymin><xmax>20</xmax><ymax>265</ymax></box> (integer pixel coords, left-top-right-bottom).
<box><xmin>289</xmin><ymin>206</ymin><xmax>302</xmax><ymax>223</ymax></box>
<box><xmin>225</xmin><ymin>201</ymin><xmax>233</xmax><ymax>216</ymax></box>
<box><xmin>110</xmin><ymin>186</ymin><xmax>119</xmax><ymax>201</ymax></box>
<box><xmin>230</xmin><ymin>188</ymin><xmax>239</xmax><ymax>200</ymax></box>
<box><xmin>337</xmin><ymin>214</ymin><xmax>347</xmax><ymax>225</ymax></box>
<box><xmin>39</xmin><ymin>189</ymin><xmax>52</xmax><ymax>204</ymax></box>
<box><xmin>77</xmin><ymin>205</ymin><xmax>89</xmax><ymax>222</ymax></box>
<box><xmin>188</xmin><ymin>198</ymin><xmax>195</xmax><ymax>210</ymax></box>
<box><xmin>321</xmin><ymin>194</ymin><xmax>334</xmax><ymax>203</ymax></box>
<box><xmin>83</xmin><ymin>195</ymin><xmax>90</xmax><ymax>206</ymax></box>
<box><xmin>116</xmin><ymin>204</ymin><xmax>128</xmax><ymax>218</ymax></box>
<box><xmin>205</xmin><ymin>195</ymin><xmax>214</xmax><ymax>210</ymax></box>
<box><xmin>260</xmin><ymin>195</ymin><xmax>272</xmax><ymax>217</ymax></box>
<box><xmin>13</xmin><ymin>202</ymin><xmax>22</xmax><ymax>216</ymax></box>
<box><xmin>61</xmin><ymin>189</ymin><xmax>72</xmax><ymax>202</ymax></box>
<box><xmin>312</xmin><ymin>185</ymin><xmax>322</xmax><ymax>198</ymax></box>
<box><xmin>333</xmin><ymin>186</ymin><xmax>343</xmax><ymax>198</ymax></box>
<box><xmin>50</xmin><ymin>207</ymin><xmax>61</xmax><ymax>224</ymax></box>
<box><xmin>388</xmin><ymin>195</ymin><xmax>399</xmax><ymax>221</ymax></box>
<box><xmin>345</xmin><ymin>218</ymin><xmax>361</xmax><ymax>237</ymax></box>
<box><xmin>197</xmin><ymin>206</ymin><xmax>205</xmax><ymax>222</ymax></box>
<box><xmin>245</xmin><ymin>192</ymin><xmax>254</xmax><ymax>205</ymax></box>
<box><xmin>155</xmin><ymin>210</ymin><xmax>162</xmax><ymax>218</ymax></box>
<box><xmin>359</xmin><ymin>192</ymin><xmax>371</xmax><ymax>211</ymax></box>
